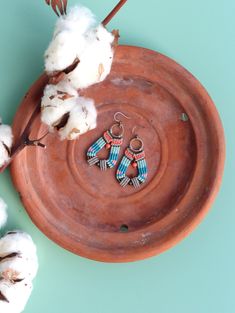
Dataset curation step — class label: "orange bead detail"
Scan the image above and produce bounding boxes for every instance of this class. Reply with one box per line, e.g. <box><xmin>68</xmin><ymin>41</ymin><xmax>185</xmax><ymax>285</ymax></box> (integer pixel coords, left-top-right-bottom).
<box><xmin>106</xmin><ymin>143</ymin><xmax>111</xmax><ymax>149</ymax></box>
<box><xmin>132</xmin><ymin>162</ymin><xmax>138</xmax><ymax>168</ymax></box>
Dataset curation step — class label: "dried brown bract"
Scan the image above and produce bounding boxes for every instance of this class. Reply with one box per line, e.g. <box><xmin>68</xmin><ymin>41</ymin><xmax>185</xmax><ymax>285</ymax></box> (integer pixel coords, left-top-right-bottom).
<box><xmin>45</xmin><ymin>0</ymin><xmax>67</xmax><ymax>16</ymax></box>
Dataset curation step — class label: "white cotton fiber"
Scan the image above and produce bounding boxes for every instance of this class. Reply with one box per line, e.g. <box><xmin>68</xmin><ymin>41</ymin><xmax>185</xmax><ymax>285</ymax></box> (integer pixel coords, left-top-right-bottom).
<box><xmin>59</xmin><ymin>97</ymin><xmax>97</xmax><ymax>140</ymax></box>
<box><xmin>41</xmin><ymin>82</ymin><xmax>78</xmax><ymax>128</ymax></box>
<box><xmin>0</xmin><ymin>232</ymin><xmax>38</xmax><ymax>265</ymax></box>
<box><xmin>0</xmin><ymin>121</ymin><xmax>13</xmax><ymax>168</ymax></box>
<box><xmin>0</xmin><ymin>231</ymin><xmax>38</xmax><ymax>281</ymax></box>
<box><xmin>0</xmin><ymin>231</ymin><xmax>38</xmax><ymax>313</ymax></box>
<box><xmin>41</xmin><ymin>84</ymin><xmax>97</xmax><ymax>139</ymax></box>
<box><xmin>0</xmin><ymin>279</ymin><xmax>33</xmax><ymax>313</ymax></box>
<box><xmin>0</xmin><ymin>198</ymin><xmax>7</xmax><ymax>229</ymax></box>
<box><xmin>45</xmin><ymin>5</ymin><xmax>96</xmax><ymax>73</ymax></box>
<box><xmin>65</xmin><ymin>24</ymin><xmax>114</xmax><ymax>89</ymax></box>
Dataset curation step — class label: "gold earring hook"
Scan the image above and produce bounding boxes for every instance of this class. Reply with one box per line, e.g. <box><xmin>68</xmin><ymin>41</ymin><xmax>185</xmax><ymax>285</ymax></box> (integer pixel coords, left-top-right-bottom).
<box><xmin>132</xmin><ymin>125</ymin><xmax>145</xmax><ymax>137</ymax></box>
<box><xmin>114</xmin><ymin>112</ymin><xmax>131</xmax><ymax>124</ymax></box>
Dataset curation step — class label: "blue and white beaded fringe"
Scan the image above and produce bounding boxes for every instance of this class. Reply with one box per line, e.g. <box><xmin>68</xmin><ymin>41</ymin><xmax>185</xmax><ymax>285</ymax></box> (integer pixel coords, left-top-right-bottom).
<box><xmin>87</xmin><ymin>131</ymin><xmax>122</xmax><ymax>170</ymax></box>
<box><xmin>116</xmin><ymin>151</ymin><xmax>148</xmax><ymax>188</ymax></box>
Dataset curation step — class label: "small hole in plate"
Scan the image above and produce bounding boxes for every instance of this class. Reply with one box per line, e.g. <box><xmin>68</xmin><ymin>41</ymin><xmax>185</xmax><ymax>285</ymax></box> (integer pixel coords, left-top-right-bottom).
<box><xmin>181</xmin><ymin>113</ymin><xmax>189</xmax><ymax>122</ymax></box>
<box><xmin>120</xmin><ymin>224</ymin><xmax>129</xmax><ymax>233</ymax></box>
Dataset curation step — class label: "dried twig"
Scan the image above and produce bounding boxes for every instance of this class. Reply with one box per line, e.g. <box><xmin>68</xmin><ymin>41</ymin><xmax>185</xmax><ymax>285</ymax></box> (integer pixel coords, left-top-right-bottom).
<box><xmin>0</xmin><ymin>104</ymin><xmax>47</xmax><ymax>174</ymax></box>
<box><xmin>102</xmin><ymin>0</ymin><xmax>127</xmax><ymax>26</ymax></box>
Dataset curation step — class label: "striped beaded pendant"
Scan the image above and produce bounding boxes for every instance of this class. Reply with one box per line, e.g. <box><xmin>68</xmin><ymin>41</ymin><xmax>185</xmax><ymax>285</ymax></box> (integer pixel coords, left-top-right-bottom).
<box><xmin>87</xmin><ymin>123</ymin><xmax>124</xmax><ymax>171</ymax></box>
<box><xmin>116</xmin><ymin>136</ymin><xmax>148</xmax><ymax>188</ymax></box>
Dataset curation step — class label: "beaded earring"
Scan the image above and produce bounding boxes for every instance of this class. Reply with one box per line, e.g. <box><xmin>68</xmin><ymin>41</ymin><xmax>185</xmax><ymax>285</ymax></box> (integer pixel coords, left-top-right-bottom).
<box><xmin>116</xmin><ymin>129</ymin><xmax>148</xmax><ymax>188</ymax></box>
<box><xmin>87</xmin><ymin>112</ymin><xmax>130</xmax><ymax>171</ymax></box>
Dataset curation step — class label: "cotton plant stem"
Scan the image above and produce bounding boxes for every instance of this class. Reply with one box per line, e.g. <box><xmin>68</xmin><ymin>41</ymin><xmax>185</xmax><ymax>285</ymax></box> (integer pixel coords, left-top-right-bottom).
<box><xmin>0</xmin><ymin>0</ymin><xmax>128</xmax><ymax>173</ymax></box>
<box><xmin>0</xmin><ymin>104</ymin><xmax>48</xmax><ymax>174</ymax></box>
<box><xmin>102</xmin><ymin>0</ymin><xmax>127</xmax><ymax>26</ymax></box>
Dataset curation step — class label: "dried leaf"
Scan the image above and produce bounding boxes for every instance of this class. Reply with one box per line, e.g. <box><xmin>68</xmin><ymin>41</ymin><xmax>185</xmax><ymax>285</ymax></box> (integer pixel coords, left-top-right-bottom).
<box><xmin>98</xmin><ymin>63</ymin><xmax>105</xmax><ymax>80</ymax></box>
<box><xmin>112</xmin><ymin>29</ymin><xmax>120</xmax><ymax>49</ymax></box>
<box><xmin>58</xmin><ymin>93</ymin><xmax>74</xmax><ymax>101</ymax></box>
<box><xmin>68</xmin><ymin>128</ymin><xmax>80</xmax><ymax>140</ymax></box>
<box><xmin>63</xmin><ymin>58</ymin><xmax>80</xmax><ymax>74</ymax></box>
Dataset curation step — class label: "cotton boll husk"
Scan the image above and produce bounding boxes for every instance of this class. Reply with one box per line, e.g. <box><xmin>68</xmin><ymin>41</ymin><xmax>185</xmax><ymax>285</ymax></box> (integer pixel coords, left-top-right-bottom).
<box><xmin>41</xmin><ymin>82</ymin><xmax>78</xmax><ymax>128</ymax></box>
<box><xmin>0</xmin><ymin>279</ymin><xmax>33</xmax><ymax>313</ymax></box>
<box><xmin>59</xmin><ymin>97</ymin><xmax>97</xmax><ymax>140</ymax></box>
<box><xmin>66</xmin><ymin>25</ymin><xmax>114</xmax><ymax>89</ymax></box>
<box><xmin>45</xmin><ymin>5</ymin><xmax>96</xmax><ymax>73</ymax></box>
<box><xmin>0</xmin><ymin>123</ymin><xmax>13</xmax><ymax>168</ymax></box>
<box><xmin>0</xmin><ymin>198</ymin><xmax>7</xmax><ymax>229</ymax></box>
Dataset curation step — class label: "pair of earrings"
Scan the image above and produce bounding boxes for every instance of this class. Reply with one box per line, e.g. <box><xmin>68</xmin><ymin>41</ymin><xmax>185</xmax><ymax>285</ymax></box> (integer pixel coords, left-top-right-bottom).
<box><xmin>87</xmin><ymin>112</ymin><xmax>148</xmax><ymax>188</ymax></box>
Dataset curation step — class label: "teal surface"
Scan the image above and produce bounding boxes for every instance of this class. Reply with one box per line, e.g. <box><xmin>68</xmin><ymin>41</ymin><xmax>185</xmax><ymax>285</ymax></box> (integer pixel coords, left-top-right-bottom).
<box><xmin>0</xmin><ymin>1</ymin><xmax>234</xmax><ymax>312</ymax></box>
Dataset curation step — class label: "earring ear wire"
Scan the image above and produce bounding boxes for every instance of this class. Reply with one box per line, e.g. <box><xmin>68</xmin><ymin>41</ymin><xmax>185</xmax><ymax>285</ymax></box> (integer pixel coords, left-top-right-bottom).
<box><xmin>87</xmin><ymin>113</ymin><xmax>130</xmax><ymax>170</ymax></box>
<box><xmin>114</xmin><ymin>112</ymin><xmax>131</xmax><ymax>124</ymax></box>
<box><xmin>131</xmin><ymin>125</ymin><xmax>146</xmax><ymax>137</ymax></box>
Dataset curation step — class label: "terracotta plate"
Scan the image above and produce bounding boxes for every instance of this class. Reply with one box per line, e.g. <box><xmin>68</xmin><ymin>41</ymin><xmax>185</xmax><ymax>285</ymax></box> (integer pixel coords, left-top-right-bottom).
<box><xmin>11</xmin><ymin>46</ymin><xmax>225</xmax><ymax>262</ymax></box>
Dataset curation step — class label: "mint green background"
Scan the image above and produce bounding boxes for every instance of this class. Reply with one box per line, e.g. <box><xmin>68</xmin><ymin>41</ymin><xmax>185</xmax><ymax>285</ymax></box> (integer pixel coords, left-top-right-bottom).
<box><xmin>0</xmin><ymin>1</ymin><xmax>234</xmax><ymax>312</ymax></box>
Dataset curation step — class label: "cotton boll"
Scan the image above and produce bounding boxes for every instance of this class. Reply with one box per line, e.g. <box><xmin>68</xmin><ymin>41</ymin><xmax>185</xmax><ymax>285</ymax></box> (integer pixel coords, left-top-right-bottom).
<box><xmin>41</xmin><ymin>82</ymin><xmax>78</xmax><ymax>128</ymax></box>
<box><xmin>59</xmin><ymin>97</ymin><xmax>97</xmax><ymax>140</ymax></box>
<box><xmin>0</xmin><ymin>198</ymin><xmax>7</xmax><ymax>229</ymax></box>
<box><xmin>45</xmin><ymin>5</ymin><xmax>96</xmax><ymax>73</ymax></box>
<box><xmin>41</xmin><ymin>83</ymin><xmax>98</xmax><ymax>139</ymax></box>
<box><xmin>0</xmin><ymin>279</ymin><xmax>33</xmax><ymax>313</ymax></box>
<box><xmin>0</xmin><ymin>231</ymin><xmax>38</xmax><ymax>279</ymax></box>
<box><xmin>0</xmin><ymin>231</ymin><xmax>38</xmax><ymax>280</ymax></box>
<box><xmin>0</xmin><ymin>232</ymin><xmax>38</xmax><ymax>312</ymax></box>
<box><xmin>0</xmin><ymin>122</ymin><xmax>13</xmax><ymax>168</ymax></box>
<box><xmin>0</xmin><ymin>232</ymin><xmax>37</xmax><ymax>260</ymax></box>
<box><xmin>66</xmin><ymin>25</ymin><xmax>114</xmax><ymax>89</ymax></box>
